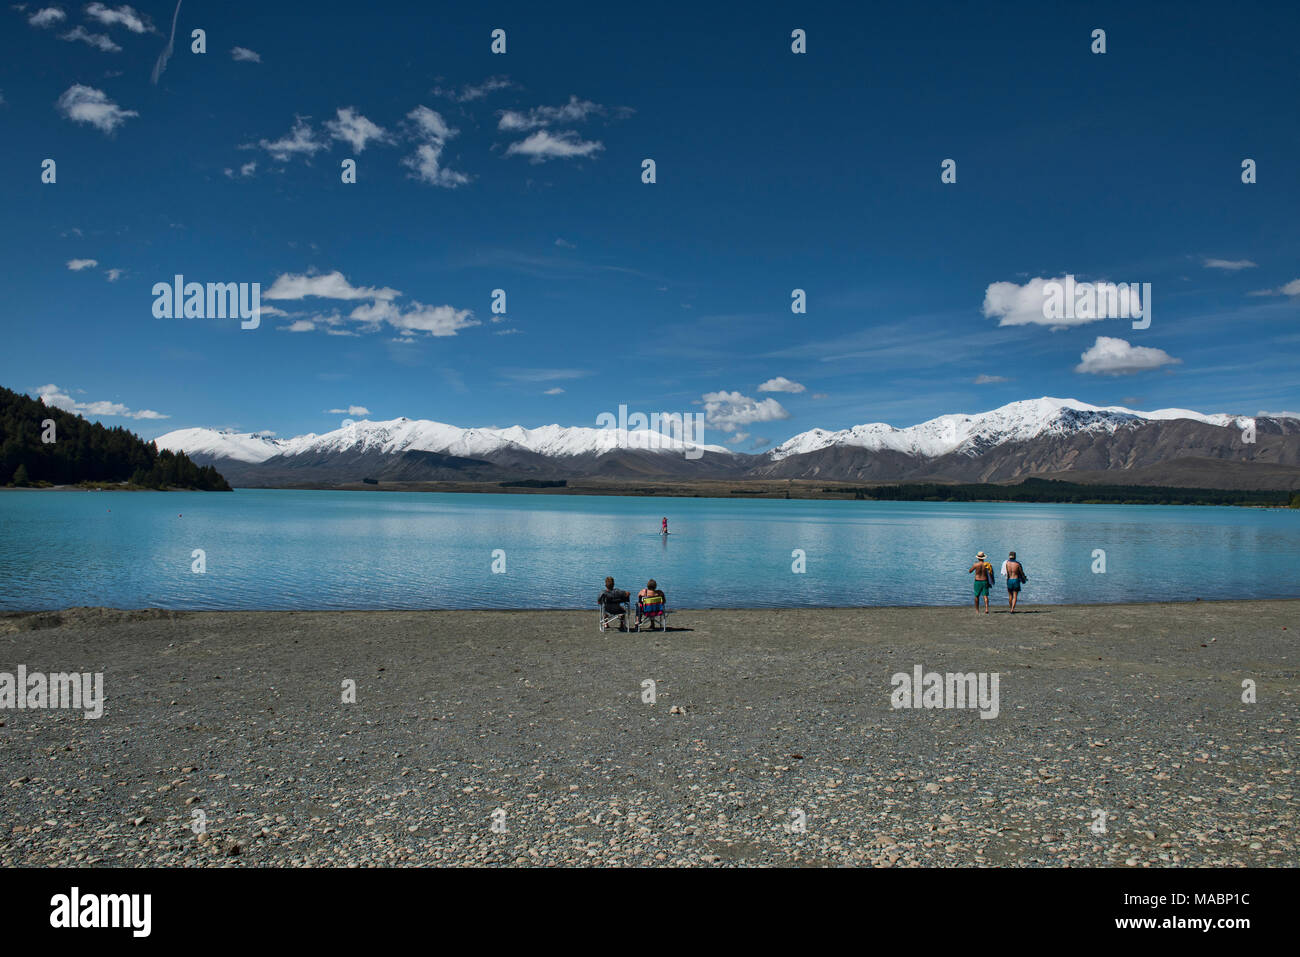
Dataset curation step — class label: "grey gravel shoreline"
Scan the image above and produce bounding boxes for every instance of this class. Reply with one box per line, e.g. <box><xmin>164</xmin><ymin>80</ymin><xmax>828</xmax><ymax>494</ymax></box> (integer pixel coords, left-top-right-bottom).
<box><xmin>1</xmin><ymin>601</ymin><xmax>1294</xmax><ymax>867</ymax></box>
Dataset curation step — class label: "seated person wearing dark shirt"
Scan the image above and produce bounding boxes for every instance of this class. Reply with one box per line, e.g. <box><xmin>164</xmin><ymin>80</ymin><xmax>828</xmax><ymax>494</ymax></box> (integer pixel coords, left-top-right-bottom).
<box><xmin>597</xmin><ymin>576</ymin><xmax>631</xmax><ymax>631</ymax></box>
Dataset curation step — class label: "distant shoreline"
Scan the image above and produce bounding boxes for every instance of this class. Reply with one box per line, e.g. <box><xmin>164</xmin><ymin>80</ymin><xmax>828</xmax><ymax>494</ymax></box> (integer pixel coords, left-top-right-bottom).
<box><xmin>4</xmin><ymin>597</ymin><xmax>1295</xmax><ymax>617</ymax></box>
<box><xmin>126</xmin><ymin>477</ymin><xmax>1300</xmax><ymax>507</ymax></box>
<box><xmin>6</xmin><ymin>477</ymin><xmax>1296</xmax><ymax>507</ymax></box>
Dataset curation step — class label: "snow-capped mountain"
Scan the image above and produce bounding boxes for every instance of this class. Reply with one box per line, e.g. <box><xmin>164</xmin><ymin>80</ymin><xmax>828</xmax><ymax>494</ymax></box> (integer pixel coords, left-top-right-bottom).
<box><xmin>150</xmin><ymin>427</ymin><xmax>301</xmax><ymax>463</ymax></box>
<box><xmin>157</xmin><ymin>417</ymin><xmax>732</xmax><ymax>462</ymax></box>
<box><xmin>154</xmin><ymin>398</ymin><xmax>1300</xmax><ymax>489</ymax></box>
<box><xmin>154</xmin><ymin>416</ymin><xmax>740</xmax><ymax>486</ymax></box>
<box><xmin>768</xmin><ymin>398</ymin><xmax>1244</xmax><ymax>461</ymax></box>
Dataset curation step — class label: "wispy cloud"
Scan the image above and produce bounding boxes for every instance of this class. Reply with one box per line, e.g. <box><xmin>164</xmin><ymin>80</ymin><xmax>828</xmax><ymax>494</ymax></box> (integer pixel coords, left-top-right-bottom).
<box><xmin>66</xmin><ymin>258</ymin><xmax>98</xmax><ymax>270</ymax></box>
<box><xmin>504</xmin><ymin>129</ymin><xmax>603</xmax><ymax>162</ymax></box>
<box><xmin>231</xmin><ymin>46</ymin><xmax>260</xmax><ymax>63</ymax></box>
<box><xmin>1203</xmin><ymin>257</ymin><xmax>1257</xmax><ymax>271</ymax></box>
<box><xmin>61</xmin><ymin>24</ymin><xmax>120</xmax><ymax>51</ymax></box>
<box><xmin>150</xmin><ymin>0</ymin><xmax>182</xmax><ymax>84</ymax></box>
<box><xmin>1247</xmin><ymin>278</ymin><xmax>1300</xmax><ymax>297</ymax></box>
<box><xmin>27</xmin><ymin>7</ymin><xmax>67</xmax><ymax>28</ymax></box>
<box><xmin>973</xmin><ymin>374</ymin><xmax>1009</xmax><ymax>384</ymax></box>
<box><xmin>36</xmin><ymin>383</ymin><xmax>166</xmax><ymax>420</ymax></box>
<box><xmin>326</xmin><ymin>405</ymin><xmax>370</xmax><ymax>416</ymax></box>
<box><xmin>432</xmin><ymin>75</ymin><xmax>511</xmax><ymax>103</ymax></box>
<box><xmin>498</xmin><ymin>95</ymin><xmax>602</xmax><ymax>132</ymax></box>
<box><xmin>84</xmin><ymin>3</ymin><xmax>152</xmax><ymax>33</ymax></box>
<box><xmin>499</xmin><ymin>369</ymin><xmax>591</xmax><ymax>383</ymax></box>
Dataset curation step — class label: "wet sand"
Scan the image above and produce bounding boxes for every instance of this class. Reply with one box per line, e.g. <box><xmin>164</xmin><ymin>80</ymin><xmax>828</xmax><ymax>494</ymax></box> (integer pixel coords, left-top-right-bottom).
<box><xmin>0</xmin><ymin>601</ymin><xmax>1294</xmax><ymax>866</ymax></box>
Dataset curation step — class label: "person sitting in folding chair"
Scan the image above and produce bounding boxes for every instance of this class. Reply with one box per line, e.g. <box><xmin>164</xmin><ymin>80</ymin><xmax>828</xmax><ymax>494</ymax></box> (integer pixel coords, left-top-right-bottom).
<box><xmin>634</xmin><ymin>579</ymin><xmax>668</xmax><ymax>632</ymax></box>
<box><xmin>597</xmin><ymin>576</ymin><xmax>631</xmax><ymax>632</ymax></box>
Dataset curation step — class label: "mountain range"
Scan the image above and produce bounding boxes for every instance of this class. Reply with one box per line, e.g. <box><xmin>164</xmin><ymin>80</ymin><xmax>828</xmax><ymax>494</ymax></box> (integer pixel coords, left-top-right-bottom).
<box><xmin>153</xmin><ymin>398</ymin><xmax>1300</xmax><ymax>490</ymax></box>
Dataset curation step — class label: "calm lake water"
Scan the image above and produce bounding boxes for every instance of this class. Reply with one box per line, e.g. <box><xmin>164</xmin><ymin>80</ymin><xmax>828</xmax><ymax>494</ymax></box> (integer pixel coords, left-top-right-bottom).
<box><xmin>1</xmin><ymin>489</ymin><xmax>1298</xmax><ymax>610</ymax></box>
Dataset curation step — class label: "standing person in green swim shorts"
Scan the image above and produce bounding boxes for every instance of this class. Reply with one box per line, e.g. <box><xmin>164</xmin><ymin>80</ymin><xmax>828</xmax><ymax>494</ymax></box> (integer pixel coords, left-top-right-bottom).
<box><xmin>968</xmin><ymin>551</ymin><xmax>994</xmax><ymax>614</ymax></box>
<box><xmin>1001</xmin><ymin>550</ymin><xmax>1027</xmax><ymax>613</ymax></box>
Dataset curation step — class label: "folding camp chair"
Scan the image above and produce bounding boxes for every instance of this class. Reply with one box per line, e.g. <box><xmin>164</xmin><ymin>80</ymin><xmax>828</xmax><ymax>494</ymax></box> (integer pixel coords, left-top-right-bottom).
<box><xmin>598</xmin><ymin>594</ymin><xmax>628</xmax><ymax>632</ymax></box>
<box><xmin>633</xmin><ymin>594</ymin><xmax>668</xmax><ymax>632</ymax></box>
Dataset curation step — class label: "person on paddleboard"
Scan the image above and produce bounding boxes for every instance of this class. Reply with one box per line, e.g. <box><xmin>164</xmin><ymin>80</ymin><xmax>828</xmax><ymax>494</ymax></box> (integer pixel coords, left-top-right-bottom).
<box><xmin>661</xmin><ymin>517</ymin><xmax>668</xmax><ymax>535</ymax></box>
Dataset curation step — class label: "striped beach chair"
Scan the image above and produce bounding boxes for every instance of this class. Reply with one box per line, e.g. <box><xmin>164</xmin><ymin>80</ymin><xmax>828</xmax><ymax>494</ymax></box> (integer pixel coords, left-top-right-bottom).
<box><xmin>634</xmin><ymin>593</ymin><xmax>668</xmax><ymax>632</ymax></box>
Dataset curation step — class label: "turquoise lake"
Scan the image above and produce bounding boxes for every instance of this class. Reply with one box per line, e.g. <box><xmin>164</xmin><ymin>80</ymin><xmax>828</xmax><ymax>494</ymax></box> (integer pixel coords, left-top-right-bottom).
<box><xmin>1</xmin><ymin>489</ymin><xmax>1297</xmax><ymax>610</ymax></box>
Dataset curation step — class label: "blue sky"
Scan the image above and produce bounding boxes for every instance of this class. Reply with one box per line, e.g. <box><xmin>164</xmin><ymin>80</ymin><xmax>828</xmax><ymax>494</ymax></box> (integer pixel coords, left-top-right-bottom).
<box><xmin>2</xmin><ymin>0</ymin><xmax>1298</xmax><ymax>450</ymax></box>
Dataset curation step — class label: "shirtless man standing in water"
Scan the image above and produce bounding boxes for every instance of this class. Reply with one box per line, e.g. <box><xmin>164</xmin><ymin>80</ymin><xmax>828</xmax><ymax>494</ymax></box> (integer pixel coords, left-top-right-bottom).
<box><xmin>968</xmin><ymin>551</ymin><xmax>993</xmax><ymax>614</ymax></box>
<box><xmin>1002</xmin><ymin>551</ymin><xmax>1026</xmax><ymax>613</ymax></box>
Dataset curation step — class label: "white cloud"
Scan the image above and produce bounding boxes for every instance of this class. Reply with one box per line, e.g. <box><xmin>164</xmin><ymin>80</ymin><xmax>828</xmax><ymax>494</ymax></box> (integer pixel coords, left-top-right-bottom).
<box><xmin>1203</xmin><ymin>258</ymin><xmax>1257</xmax><ymax>270</ymax></box>
<box><xmin>105</xmin><ymin>267</ymin><xmax>123</xmax><ymax>281</ymax></box>
<box><xmin>407</xmin><ymin>105</ymin><xmax>454</xmax><ymax>141</ymax></box>
<box><xmin>325</xmin><ymin>107</ymin><xmax>389</xmax><ymax>153</ymax></box>
<box><xmin>543</xmin><ymin>387</ymin><xmax>564</xmax><ymax>395</ymax></box>
<box><xmin>35</xmin><ymin>383</ymin><xmax>166</xmax><ymax>420</ymax></box>
<box><xmin>265</xmin><ymin>271</ymin><xmax>478</xmax><ymax>339</ymax></box>
<box><xmin>66</xmin><ymin>257</ymin><xmax>98</xmax><ymax>270</ymax></box>
<box><xmin>84</xmin><ymin>3</ymin><xmax>152</xmax><ymax>33</ymax></box>
<box><xmin>1074</xmin><ymin>336</ymin><xmax>1180</xmax><ymax>376</ymax></box>
<box><xmin>504</xmin><ymin>129</ymin><xmax>603</xmax><ymax>162</ymax></box>
<box><xmin>973</xmin><ymin>374</ymin><xmax>1009</xmax><ymax>384</ymax></box>
<box><xmin>327</xmin><ymin>405</ymin><xmax>370</xmax><ymax>416</ymax></box>
<box><xmin>1247</xmin><ymin>278</ymin><xmax>1300</xmax><ymax>297</ymax></box>
<box><xmin>61</xmin><ymin>24</ymin><xmax>120</xmax><ymax>51</ymax></box>
<box><xmin>699</xmin><ymin>390</ymin><xmax>790</xmax><ymax>432</ymax></box>
<box><xmin>500</xmin><ymin>368</ymin><xmax>589</xmax><ymax>383</ymax></box>
<box><xmin>55</xmin><ymin>84</ymin><xmax>137</xmax><ymax>133</ymax></box>
<box><xmin>498</xmin><ymin>95</ymin><xmax>601</xmax><ymax>132</ymax></box>
<box><xmin>254</xmin><ymin>117</ymin><xmax>325</xmax><ymax>161</ymax></box>
<box><xmin>351</xmin><ymin>300</ymin><xmax>478</xmax><ymax>337</ymax></box>
<box><xmin>264</xmin><ymin>271</ymin><xmax>400</xmax><ymax>302</ymax></box>
<box><xmin>432</xmin><ymin>75</ymin><xmax>511</xmax><ymax>103</ymax></box>
<box><xmin>405</xmin><ymin>144</ymin><xmax>470</xmax><ymax>187</ymax></box>
<box><xmin>230</xmin><ymin>46</ymin><xmax>261</xmax><ymax>62</ymax></box>
<box><xmin>401</xmin><ymin>105</ymin><xmax>469</xmax><ymax>187</ymax></box>
<box><xmin>983</xmin><ymin>275</ymin><xmax>1145</xmax><ymax>327</ymax></box>
<box><xmin>149</xmin><ymin>0</ymin><xmax>181</xmax><ymax>84</ymax></box>
<box><xmin>28</xmin><ymin>7</ymin><xmax>66</xmax><ymax>28</ymax></box>
<box><xmin>224</xmin><ymin>160</ymin><xmax>257</xmax><ymax>178</ymax></box>
<box><xmin>757</xmin><ymin>376</ymin><xmax>805</xmax><ymax>394</ymax></box>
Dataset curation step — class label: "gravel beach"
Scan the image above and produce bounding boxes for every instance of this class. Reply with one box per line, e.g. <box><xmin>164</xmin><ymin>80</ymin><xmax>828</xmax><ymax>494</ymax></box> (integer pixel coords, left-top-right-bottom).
<box><xmin>0</xmin><ymin>601</ymin><xmax>1294</xmax><ymax>867</ymax></box>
